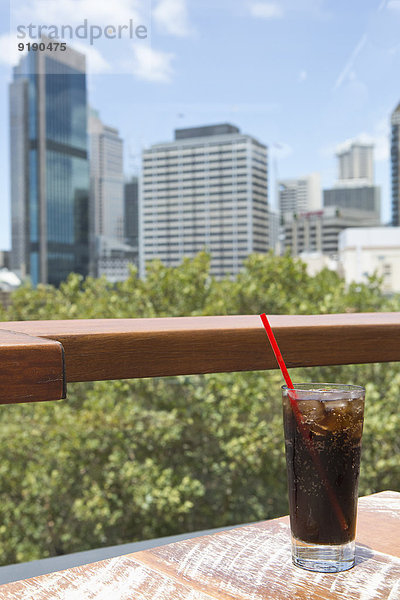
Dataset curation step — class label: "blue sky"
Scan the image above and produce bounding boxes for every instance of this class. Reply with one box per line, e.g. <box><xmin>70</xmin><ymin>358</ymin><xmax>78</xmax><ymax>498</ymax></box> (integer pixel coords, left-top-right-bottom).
<box><xmin>0</xmin><ymin>0</ymin><xmax>399</xmax><ymax>249</ymax></box>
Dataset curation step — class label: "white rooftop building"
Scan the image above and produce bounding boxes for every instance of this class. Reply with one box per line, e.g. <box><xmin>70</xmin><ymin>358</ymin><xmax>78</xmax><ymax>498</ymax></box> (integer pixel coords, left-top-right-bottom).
<box><xmin>278</xmin><ymin>172</ymin><xmax>321</xmax><ymax>220</ymax></box>
<box><xmin>0</xmin><ymin>268</ymin><xmax>21</xmax><ymax>291</ymax></box>
<box><xmin>95</xmin><ymin>236</ymin><xmax>138</xmax><ymax>283</ymax></box>
<box><xmin>336</xmin><ymin>140</ymin><xmax>374</xmax><ymax>185</ymax></box>
<box><xmin>338</xmin><ymin>227</ymin><xmax>400</xmax><ymax>293</ymax></box>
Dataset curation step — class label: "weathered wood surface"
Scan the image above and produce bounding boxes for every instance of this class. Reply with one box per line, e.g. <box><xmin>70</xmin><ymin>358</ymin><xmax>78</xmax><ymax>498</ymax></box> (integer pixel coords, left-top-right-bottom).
<box><xmin>0</xmin><ymin>329</ymin><xmax>65</xmax><ymax>404</ymax></box>
<box><xmin>2</xmin><ymin>491</ymin><xmax>399</xmax><ymax>599</ymax></box>
<box><xmin>1</xmin><ymin>313</ymin><xmax>400</xmax><ymax>385</ymax></box>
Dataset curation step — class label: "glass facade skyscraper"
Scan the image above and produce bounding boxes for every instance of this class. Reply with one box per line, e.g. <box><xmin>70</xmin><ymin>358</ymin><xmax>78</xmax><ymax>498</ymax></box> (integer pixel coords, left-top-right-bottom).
<box><xmin>10</xmin><ymin>45</ymin><xmax>89</xmax><ymax>286</ymax></box>
<box><xmin>124</xmin><ymin>177</ymin><xmax>139</xmax><ymax>249</ymax></box>
<box><xmin>391</xmin><ymin>103</ymin><xmax>400</xmax><ymax>226</ymax></box>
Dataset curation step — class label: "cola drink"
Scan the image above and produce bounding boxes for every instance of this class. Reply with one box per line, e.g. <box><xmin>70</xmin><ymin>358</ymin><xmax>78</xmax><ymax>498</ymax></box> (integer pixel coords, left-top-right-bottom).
<box><xmin>282</xmin><ymin>384</ymin><xmax>365</xmax><ymax>572</ymax></box>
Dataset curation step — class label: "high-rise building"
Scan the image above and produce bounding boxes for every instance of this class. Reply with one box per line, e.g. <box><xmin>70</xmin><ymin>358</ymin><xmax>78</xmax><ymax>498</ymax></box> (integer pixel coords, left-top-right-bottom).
<box><xmin>9</xmin><ymin>43</ymin><xmax>89</xmax><ymax>286</ymax></box>
<box><xmin>124</xmin><ymin>177</ymin><xmax>139</xmax><ymax>249</ymax></box>
<box><xmin>268</xmin><ymin>208</ymin><xmax>280</xmax><ymax>254</ymax></box>
<box><xmin>89</xmin><ymin>109</ymin><xmax>124</xmax><ymax>242</ymax></box>
<box><xmin>391</xmin><ymin>103</ymin><xmax>400</xmax><ymax>225</ymax></box>
<box><xmin>278</xmin><ymin>173</ymin><xmax>321</xmax><ymax>218</ymax></box>
<box><xmin>323</xmin><ymin>185</ymin><xmax>380</xmax><ymax>217</ymax></box>
<box><xmin>323</xmin><ymin>139</ymin><xmax>381</xmax><ymax>225</ymax></box>
<box><xmin>336</xmin><ymin>141</ymin><xmax>374</xmax><ymax>184</ymax></box>
<box><xmin>0</xmin><ymin>251</ymin><xmax>10</xmax><ymax>270</ymax></box>
<box><xmin>88</xmin><ymin>109</ymin><xmax>129</xmax><ymax>279</ymax></box>
<box><xmin>141</xmin><ymin>124</ymin><xmax>269</xmax><ymax>278</ymax></box>
<box><xmin>283</xmin><ymin>206</ymin><xmax>380</xmax><ymax>257</ymax></box>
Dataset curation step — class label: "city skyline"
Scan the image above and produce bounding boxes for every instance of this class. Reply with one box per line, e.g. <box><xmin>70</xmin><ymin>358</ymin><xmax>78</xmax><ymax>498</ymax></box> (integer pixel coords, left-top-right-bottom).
<box><xmin>1</xmin><ymin>0</ymin><xmax>400</xmax><ymax>251</ymax></box>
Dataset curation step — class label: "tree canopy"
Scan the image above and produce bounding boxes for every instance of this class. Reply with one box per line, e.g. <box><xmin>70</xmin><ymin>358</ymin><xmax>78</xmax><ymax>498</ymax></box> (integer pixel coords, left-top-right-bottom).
<box><xmin>0</xmin><ymin>252</ymin><xmax>399</xmax><ymax>565</ymax></box>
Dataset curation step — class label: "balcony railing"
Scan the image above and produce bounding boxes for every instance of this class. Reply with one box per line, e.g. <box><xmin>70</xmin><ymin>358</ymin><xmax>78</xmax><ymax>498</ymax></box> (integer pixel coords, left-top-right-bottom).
<box><xmin>1</xmin><ymin>312</ymin><xmax>400</xmax><ymax>404</ymax></box>
<box><xmin>1</xmin><ymin>312</ymin><xmax>400</xmax><ymax>594</ymax></box>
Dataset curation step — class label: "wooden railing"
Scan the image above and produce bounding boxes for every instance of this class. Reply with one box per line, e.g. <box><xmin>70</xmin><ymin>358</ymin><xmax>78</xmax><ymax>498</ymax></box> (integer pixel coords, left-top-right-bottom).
<box><xmin>1</xmin><ymin>312</ymin><xmax>400</xmax><ymax>405</ymax></box>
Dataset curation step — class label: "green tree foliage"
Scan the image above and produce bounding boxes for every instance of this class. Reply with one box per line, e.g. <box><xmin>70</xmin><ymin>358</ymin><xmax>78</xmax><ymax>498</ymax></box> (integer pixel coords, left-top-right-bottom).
<box><xmin>0</xmin><ymin>252</ymin><xmax>399</xmax><ymax>564</ymax></box>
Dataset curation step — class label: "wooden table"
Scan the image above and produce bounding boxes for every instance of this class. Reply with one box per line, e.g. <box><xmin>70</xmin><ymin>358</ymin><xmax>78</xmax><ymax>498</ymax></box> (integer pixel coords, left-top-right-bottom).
<box><xmin>1</xmin><ymin>491</ymin><xmax>399</xmax><ymax>599</ymax></box>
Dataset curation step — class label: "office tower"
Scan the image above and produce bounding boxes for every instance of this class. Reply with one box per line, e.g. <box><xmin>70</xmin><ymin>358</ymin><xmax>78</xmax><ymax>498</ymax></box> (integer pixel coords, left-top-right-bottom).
<box><xmin>9</xmin><ymin>43</ymin><xmax>89</xmax><ymax>286</ymax></box>
<box><xmin>92</xmin><ymin>175</ymin><xmax>139</xmax><ymax>282</ymax></box>
<box><xmin>89</xmin><ymin>109</ymin><xmax>124</xmax><ymax>242</ymax></box>
<box><xmin>268</xmin><ymin>208</ymin><xmax>280</xmax><ymax>254</ymax></box>
<box><xmin>278</xmin><ymin>173</ymin><xmax>321</xmax><ymax>217</ymax></box>
<box><xmin>323</xmin><ymin>139</ymin><xmax>381</xmax><ymax>225</ymax></box>
<box><xmin>124</xmin><ymin>177</ymin><xmax>139</xmax><ymax>249</ymax></box>
<box><xmin>336</xmin><ymin>141</ymin><xmax>374</xmax><ymax>184</ymax></box>
<box><xmin>283</xmin><ymin>206</ymin><xmax>380</xmax><ymax>257</ymax></box>
<box><xmin>0</xmin><ymin>251</ymin><xmax>10</xmax><ymax>270</ymax></box>
<box><xmin>88</xmin><ymin>109</ymin><xmax>135</xmax><ymax>280</ymax></box>
<box><xmin>391</xmin><ymin>103</ymin><xmax>400</xmax><ymax>226</ymax></box>
<box><xmin>323</xmin><ymin>186</ymin><xmax>380</xmax><ymax>217</ymax></box>
<box><xmin>141</xmin><ymin>124</ymin><xmax>269</xmax><ymax>278</ymax></box>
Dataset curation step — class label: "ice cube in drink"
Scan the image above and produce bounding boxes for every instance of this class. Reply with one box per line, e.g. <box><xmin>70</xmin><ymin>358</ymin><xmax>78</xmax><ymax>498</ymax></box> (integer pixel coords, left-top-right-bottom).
<box><xmin>282</xmin><ymin>385</ymin><xmax>365</xmax><ymax>547</ymax></box>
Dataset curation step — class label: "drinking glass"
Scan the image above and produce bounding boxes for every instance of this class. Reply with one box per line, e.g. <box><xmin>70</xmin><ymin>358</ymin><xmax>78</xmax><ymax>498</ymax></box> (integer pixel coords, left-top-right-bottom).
<box><xmin>282</xmin><ymin>383</ymin><xmax>365</xmax><ymax>572</ymax></box>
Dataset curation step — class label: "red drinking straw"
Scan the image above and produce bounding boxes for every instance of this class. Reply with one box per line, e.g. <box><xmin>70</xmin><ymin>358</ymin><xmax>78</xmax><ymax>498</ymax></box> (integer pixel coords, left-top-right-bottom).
<box><xmin>259</xmin><ymin>313</ymin><xmax>348</xmax><ymax>532</ymax></box>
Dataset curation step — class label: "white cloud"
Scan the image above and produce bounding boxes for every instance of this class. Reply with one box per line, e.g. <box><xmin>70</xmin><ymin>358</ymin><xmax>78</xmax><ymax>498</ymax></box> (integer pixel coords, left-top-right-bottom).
<box><xmin>8</xmin><ymin>0</ymin><xmax>157</xmax><ymax>76</ymax></box>
<box><xmin>323</xmin><ymin>120</ymin><xmax>390</xmax><ymax>164</ymax></box>
<box><xmin>249</xmin><ymin>2</ymin><xmax>284</xmax><ymax>19</ymax></box>
<box><xmin>298</xmin><ymin>69</ymin><xmax>307</xmax><ymax>82</ymax></box>
<box><xmin>387</xmin><ymin>0</ymin><xmax>400</xmax><ymax>11</ymax></box>
<box><xmin>249</xmin><ymin>0</ymin><xmax>329</xmax><ymax>19</ymax></box>
<box><xmin>335</xmin><ymin>134</ymin><xmax>375</xmax><ymax>154</ymax></box>
<box><xmin>153</xmin><ymin>0</ymin><xmax>193</xmax><ymax>36</ymax></box>
<box><xmin>0</xmin><ymin>32</ymin><xmax>115</xmax><ymax>75</ymax></box>
<box><xmin>69</xmin><ymin>41</ymin><xmax>111</xmax><ymax>74</ymax></box>
<box><xmin>0</xmin><ymin>33</ymin><xmax>24</xmax><ymax>67</ymax></box>
<box><xmin>131</xmin><ymin>45</ymin><xmax>174</xmax><ymax>82</ymax></box>
<box><xmin>336</xmin><ymin>132</ymin><xmax>389</xmax><ymax>162</ymax></box>
<box><xmin>12</xmin><ymin>0</ymin><xmax>143</xmax><ymax>27</ymax></box>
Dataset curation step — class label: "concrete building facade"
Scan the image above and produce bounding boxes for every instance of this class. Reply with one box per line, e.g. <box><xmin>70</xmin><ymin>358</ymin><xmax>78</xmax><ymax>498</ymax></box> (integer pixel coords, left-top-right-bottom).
<box><xmin>391</xmin><ymin>103</ymin><xmax>400</xmax><ymax>226</ymax></box>
<box><xmin>89</xmin><ymin>109</ymin><xmax>124</xmax><ymax>242</ymax></box>
<box><xmin>124</xmin><ymin>177</ymin><xmax>139</xmax><ymax>249</ymax></box>
<box><xmin>88</xmin><ymin>109</ymin><xmax>134</xmax><ymax>280</ymax></box>
<box><xmin>283</xmin><ymin>206</ymin><xmax>380</xmax><ymax>258</ymax></box>
<box><xmin>339</xmin><ymin>227</ymin><xmax>400</xmax><ymax>294</ymax></box>
<box><xmin>323</xmin><ymin>138</ymin><xmax>381</xmax><ymax>228</ymax></box>
<box><xmin>336</xmin><ymin>141</ymin><xmax>374</xmax><ymax>184</ymax></box>
<box><xmin>141</xmin><ymin>124</ymin><xmax>269</xmax><ymax>278</ymax></box>
<box><xmin>323</xmin><ymin>185</ymin><xmax>380</xmax><ymax>217</ymax></box>
<box><xmin>278</xmin><ymin>172</ymin><xmax>321</xmax><ymax>218</ymax></box>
